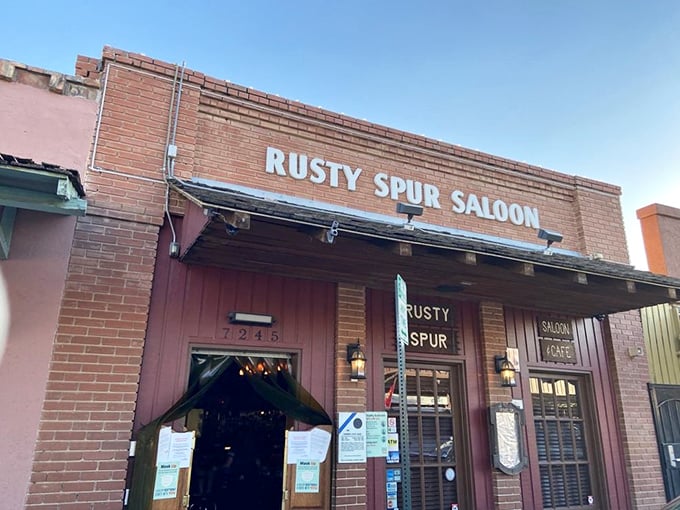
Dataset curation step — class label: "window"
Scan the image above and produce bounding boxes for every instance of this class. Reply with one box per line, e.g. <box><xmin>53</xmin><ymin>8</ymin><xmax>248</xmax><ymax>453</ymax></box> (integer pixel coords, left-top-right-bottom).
<box><xmin>531</xmin><ymin>375</ymin><xmax>596</xmax><ymax>509</ymax></box>
<box><xmin>384</xmin><ymin>364</ymin><xmax>463</xmax><ymax>510</ymax></box>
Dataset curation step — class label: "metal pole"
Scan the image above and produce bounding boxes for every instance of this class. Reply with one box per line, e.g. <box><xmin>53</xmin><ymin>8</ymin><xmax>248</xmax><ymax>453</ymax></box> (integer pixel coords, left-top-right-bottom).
<box><xmin>395</xmin><ymin>275</ymin><xmax>412</xmax><ymax>510</ymax></box>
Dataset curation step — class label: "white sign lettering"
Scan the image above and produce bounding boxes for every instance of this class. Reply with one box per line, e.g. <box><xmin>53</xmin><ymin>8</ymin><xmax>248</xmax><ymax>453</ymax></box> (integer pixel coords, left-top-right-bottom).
<box><xmin>409</xmin><ymin>331</ymin><xmax>449</xmax><ymax>349</ymax></box>
<box><xmin>451</xmin><ymin>190</ymin><xmax>539</xmax><ymax>228</ymax></box>
<box><xmin>264</xmin><ymin>146</ymin><xmax>541</xmax><ymax>229</ymax></box>
<box><xmin>266</xmin><ymin>147</ymin><xmax>362</xmax><ymax>190</ymax></box>
<box><xmin>406</xmin><ymin>304</ymin><xmax>450</xmax><ymax>323</ymax></box>
<box><xmin>373</xmin><ymin>172</ymin><xmax>441</xmax><ymax>208</ymax></box>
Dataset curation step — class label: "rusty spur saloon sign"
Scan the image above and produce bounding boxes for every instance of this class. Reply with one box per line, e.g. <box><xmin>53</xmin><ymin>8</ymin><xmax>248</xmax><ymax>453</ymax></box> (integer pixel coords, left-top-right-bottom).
<box><xmin>406</xmin><ymin>302</ymin><xmax>456</xmax><ymax>355</ymax></box>
<box><xmin>537</xmin><ymin>316</ymin><xmax>577</xmax><ymax>364</ymax></box>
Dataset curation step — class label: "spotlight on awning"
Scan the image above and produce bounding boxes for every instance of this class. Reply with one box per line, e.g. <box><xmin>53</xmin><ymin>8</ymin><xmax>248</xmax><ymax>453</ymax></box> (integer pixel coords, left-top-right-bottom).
<box><xmin>537</xmin><ymin>228</ymin><xmax>563</xmax><ymax>255</ymax></box>
<box><xmin>396</xmin><ymin>203</ymin><xmax>424</xmax><ymax>230</ymax></box>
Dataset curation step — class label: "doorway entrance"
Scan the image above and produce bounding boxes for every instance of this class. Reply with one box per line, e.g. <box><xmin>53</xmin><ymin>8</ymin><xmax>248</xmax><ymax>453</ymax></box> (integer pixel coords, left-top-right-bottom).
<box><xmin>182</xmin><ymin>350</ymin><xmax>332</xmax><ymax>510</ymax></box>
<box><xmin>187</xmin><ymin>358</ymin><xmax>289</xmax><ymax>509</ymax></box>
<box><xmin>127</xmin><ymin>350</ymin><xmax>332</xmax><ymax>510</ymax></box>
<box><xmin>383</xmin><ymin>362</ymin><xmax>470</xmax><ymax>509</ymax></box>
<box><xmin>649</xmin><ymin>383</ymin><xmax>680</xmax><ymax>501</ymax></box>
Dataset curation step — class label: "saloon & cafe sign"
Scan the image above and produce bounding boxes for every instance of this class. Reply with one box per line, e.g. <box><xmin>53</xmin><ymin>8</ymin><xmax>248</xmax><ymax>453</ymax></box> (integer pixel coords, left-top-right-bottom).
<box><xmin>537</xmin><ymin>316</ymin><xmax>577</xmax><ymax>364</ymax></box>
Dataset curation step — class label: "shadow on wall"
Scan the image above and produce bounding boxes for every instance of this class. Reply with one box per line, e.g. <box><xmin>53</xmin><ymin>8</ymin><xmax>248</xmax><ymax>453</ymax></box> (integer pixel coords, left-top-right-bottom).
<box><xmin>0</xmin><ymin>268</ymin><xmax>7</xmax><ymax>363</ymax></box>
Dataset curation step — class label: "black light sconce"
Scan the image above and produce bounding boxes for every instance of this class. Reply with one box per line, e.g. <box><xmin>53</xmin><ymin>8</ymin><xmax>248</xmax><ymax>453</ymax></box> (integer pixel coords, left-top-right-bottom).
<box><xmin>494</xmin><ymin>354</ymin><xmax>517</xmax><ymax>387</ymax></box>
<box><xmin>346</xmin><ymin>340</ymin><xmax>366</xmax><ymax>380</ymax></box>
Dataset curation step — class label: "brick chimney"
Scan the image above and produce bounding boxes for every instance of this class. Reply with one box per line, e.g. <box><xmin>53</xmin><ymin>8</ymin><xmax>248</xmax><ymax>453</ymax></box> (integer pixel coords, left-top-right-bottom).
<box><xmin>637</xmin><ymin>203</ymin><xmax>680</xmax><ymax>277</ymax></box>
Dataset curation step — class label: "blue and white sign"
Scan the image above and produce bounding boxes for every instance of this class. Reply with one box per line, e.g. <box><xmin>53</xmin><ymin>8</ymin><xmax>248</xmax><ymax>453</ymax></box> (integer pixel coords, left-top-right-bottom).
<box><xmin>337</xmin><ymin>412</ymin><xmax>366</xmax><ymax>463</ymax></box>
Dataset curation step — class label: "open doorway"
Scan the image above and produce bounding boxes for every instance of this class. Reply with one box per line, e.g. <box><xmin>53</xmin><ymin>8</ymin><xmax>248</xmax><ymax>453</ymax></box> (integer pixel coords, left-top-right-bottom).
<box><xmin>186</xmin><ymin>355</ymin><xmax>290</xmax><ymax>510</ymax></box>
<box><xmin>128</xmin><ymin>351</ymin><xmax>332</xmax><ymax>510</ymax></box>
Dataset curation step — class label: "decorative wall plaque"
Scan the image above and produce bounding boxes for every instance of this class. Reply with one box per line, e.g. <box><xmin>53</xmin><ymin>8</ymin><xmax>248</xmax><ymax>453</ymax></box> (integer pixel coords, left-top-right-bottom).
<box><xmin>489</xmin><ymin>403</ymin><xmax>528</xmax><ymax>475</ymax></box>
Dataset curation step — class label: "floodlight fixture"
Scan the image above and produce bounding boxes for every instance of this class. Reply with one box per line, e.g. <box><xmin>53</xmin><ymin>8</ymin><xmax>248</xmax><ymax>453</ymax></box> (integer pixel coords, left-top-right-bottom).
<box><xmin>537</xmin><ymin>228</ymin><xmax>563</xmax><ymax>254</ymax></box>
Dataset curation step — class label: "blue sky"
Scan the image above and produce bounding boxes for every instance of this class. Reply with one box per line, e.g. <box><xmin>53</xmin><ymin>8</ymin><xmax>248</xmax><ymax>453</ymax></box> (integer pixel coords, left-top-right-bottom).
<box><xmin>5</xmin><ymin>1</ymin><xmax>679</xmax><ymax>269</ymax></box>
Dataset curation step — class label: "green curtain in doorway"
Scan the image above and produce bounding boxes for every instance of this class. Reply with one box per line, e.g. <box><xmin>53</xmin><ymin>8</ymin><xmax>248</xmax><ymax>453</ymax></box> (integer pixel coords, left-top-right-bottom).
<box><xmin>127</xmin><ymin>353</ymin><xmax>331</xmax><ymax>509</ymax></box>
<box><xmin>234</xmin><ymin>356</ymin><xmax>332</xmax><ymax>426</ymax></box>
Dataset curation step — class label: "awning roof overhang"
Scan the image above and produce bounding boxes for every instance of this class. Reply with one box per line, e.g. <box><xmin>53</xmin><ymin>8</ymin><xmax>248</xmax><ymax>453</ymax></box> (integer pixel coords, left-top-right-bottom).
<box><xmin>0</xmin><ymin>157</ymin><xmax>87</xmax><ymax>216</ymax></box>
<box><xmin>168</xmin><ymin>178</ymin><xmax>680</xmax><ymax>318</ymax></box>
<box><xmin>0</xmin><ymin>154</ymin><xmax>87</xmax><ymax>259</ymax></box>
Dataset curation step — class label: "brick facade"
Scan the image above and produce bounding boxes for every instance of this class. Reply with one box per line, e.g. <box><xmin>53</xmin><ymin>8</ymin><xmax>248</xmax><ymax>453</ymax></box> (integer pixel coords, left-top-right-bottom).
<box><xmin>334</xmin><ymin>283</ymin><xmax>367</xmax><ymax>510</ymax></box>
<box><xmin>88</xmin><ymin>48</ymin><xmax>625</xmax><ymax>256</ymax></box>
<box><xmin>479</xmin><ymin>302</ymin><xmax>523</xmax><ymax>510</ymax></box>
<box><xmin>27</xmin><ymin>216</ymin><xmax>160</xmax><ymax>508</ymax></box>
<box><xmin>605</xmin><ymin>311</ymin><xmax>666</xmax><ymax>509</ymax></box>
<box><xmin>637</xmin><ymin>203</ymin><xmax>680</xmax><ymax>277</ymax></box>
<box><xmin>2</xmin><ymin>46</ymin><xmax>669</xmax><ymax>509</ymax></box>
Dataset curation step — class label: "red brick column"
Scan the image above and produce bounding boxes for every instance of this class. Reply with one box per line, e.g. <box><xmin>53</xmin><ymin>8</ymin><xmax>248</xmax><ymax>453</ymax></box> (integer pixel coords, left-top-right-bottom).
<box><xmin>25</xmin><ymin>215</ymin><xmax>159</xmax><ymax>509</ymax></box>
<box><xmin>573</xmin><ymin>182</ymin><xmax>629</xmax><ymax>263</ymax></box>
<box><xmin>479</xmin><ymin>301</ymin><xmax>523</xmax><ymax>510</ymax></box>
<box><xmin>637</xmin><ymin>203</ymin><xmax>680</xmax><ymax>277</ymax></box>
<box><xmin>605</xmin><ymin>311</ymin><xmax>666</xmax><ymax>509</ymax></box>
<box><xmin>334</xmin><ymin>283</ymin><xmax>367</xmax><ymax>510</ymax></box>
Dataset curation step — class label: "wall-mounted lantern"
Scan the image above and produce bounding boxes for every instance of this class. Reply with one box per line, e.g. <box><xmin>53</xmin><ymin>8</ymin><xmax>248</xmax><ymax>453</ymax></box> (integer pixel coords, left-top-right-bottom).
<box><xmin>494</xmin><ymin>354</ymin><xmax>517</xmax><ymax>387</ymax></box>
<box><xmin>346</xmin><ymin>340</ymin><xmax>366</xmax><ymax>380</ymax></box>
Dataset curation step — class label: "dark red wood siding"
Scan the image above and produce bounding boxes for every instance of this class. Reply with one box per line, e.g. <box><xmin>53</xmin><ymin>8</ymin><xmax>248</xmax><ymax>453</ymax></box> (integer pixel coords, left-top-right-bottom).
<box><xmin>135</xmin><ymin>221</ymin><xmax>337</xmax><ymax>430</ymax></box>
<box><xmin>505</xmin><ymin>308</ymin><xmax>631</xmax><ymax>510</ymax></box>
<box><xmin>364</xmin><ymin>289</ymin><xmax>492</xmax><ymax>510</ymax></box>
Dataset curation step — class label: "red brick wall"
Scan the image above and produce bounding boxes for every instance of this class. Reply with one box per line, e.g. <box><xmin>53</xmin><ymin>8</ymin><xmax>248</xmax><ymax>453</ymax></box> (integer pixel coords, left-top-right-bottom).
<box><xmin>637</xmin><ymin>203</ymin><xmax>680</xmax><ymax>277</ymax></box>
<box><xmin>573</xmin><ymin>181</ymin><xmax>630</xmax><ymax>263</ymax></box>
<box><xmin>27</xmin><ymin>216</ymin><xmax>160</xmax><ymax>508</ymax></box>
<box><xmin>479</xmin><ymin>302</ymin><xmax>524</xmax><ymax>510</ymax></box>
<box><xmin>604</xmin><ymin>311</ymin><xmax>666</xmax><ymax>508</ymax></box>
<box><xmin>75</xmin><ymin>55</ymin><xmax>101</xmax><ymax>80</ymax></box>
<box><xmin>34</xmin><ymin>46</ymin><xmax>650</xmax><ymax>509</ymax></box>
<box><xmin>334</xmin><ymin>283</ymin><xmax>367</xmax><ymax>510</ymax></box>
<box><xmin>91</xmin><ymin>47</ymin><xmax>624</xmax><ymax>257</ymax></box>
<box><xmin>27</xmin><ymin>51</ymin><xmax>169</xmax><ymax>509</ymax></box>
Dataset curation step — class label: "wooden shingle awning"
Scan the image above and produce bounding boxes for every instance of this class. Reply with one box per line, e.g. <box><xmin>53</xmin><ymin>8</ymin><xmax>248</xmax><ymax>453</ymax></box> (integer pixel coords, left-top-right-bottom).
<box><xmin>168</xmin><ymin>177</ymin><xmax>680</xmax><ymax>318</ymax></box>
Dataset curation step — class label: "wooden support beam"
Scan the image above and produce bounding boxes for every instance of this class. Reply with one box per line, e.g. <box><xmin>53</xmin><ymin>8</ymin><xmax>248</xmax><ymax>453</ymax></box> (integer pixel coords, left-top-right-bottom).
<box><xmin>454</xmin><ymin>252</ymin><xmax>477</xmax><ymax>265</ymax></box>
<box><xmin>512</xmin><ymin>262</ymin><xmax>534</xmax><ymax>277</ymax></box>
<box><xmin>391</xmin><ymin>242</ymin><xmax>412</xmax><ymax>256</ymax></box>
<box><xmin>572</xmin><ymin>272</ymin><xmax>588</xmax><ymax>285</ymax></box>
<box><xmin>222</xmin><ymin>211</ymin><xmax>251</xmax><ymax>231</ymax></box>
<box><xmin>314</xmin><ymin>229</ymin><xmax>333</xmax><ymax>244</ymax></box>
<box><xmin>668</xmin><ymin>288</ymin><xmax>677</xmax><ymax>300</ymax></box>
<box><xmin>625</xmin><ymin>281</ymin><xmax>636</xmax><ymax>293</ymax></box>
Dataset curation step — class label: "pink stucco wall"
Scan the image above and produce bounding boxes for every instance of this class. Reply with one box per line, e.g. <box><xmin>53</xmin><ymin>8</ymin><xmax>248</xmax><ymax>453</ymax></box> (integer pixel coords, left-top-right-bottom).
<box><xmin>0</xmin><ymin>79</ymin><xmax>97</xmax><ymax>509</ymax></box>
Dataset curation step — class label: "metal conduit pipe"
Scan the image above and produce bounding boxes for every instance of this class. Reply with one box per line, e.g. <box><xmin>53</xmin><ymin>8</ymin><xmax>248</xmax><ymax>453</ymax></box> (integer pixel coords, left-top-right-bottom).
<box><xmin>168</xmin><ymin>62</ymin><xmax>186</xmax><ymax>178</ymax></box>
<box><xmin>164</xmin><ymin>62</ymin><xmax>186</xmax><ymax>256</ymax></box>
<box><xmin>162</xmin><ymin>64</ymin><xmax>179</xmax><ymax>178</ymax></box>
